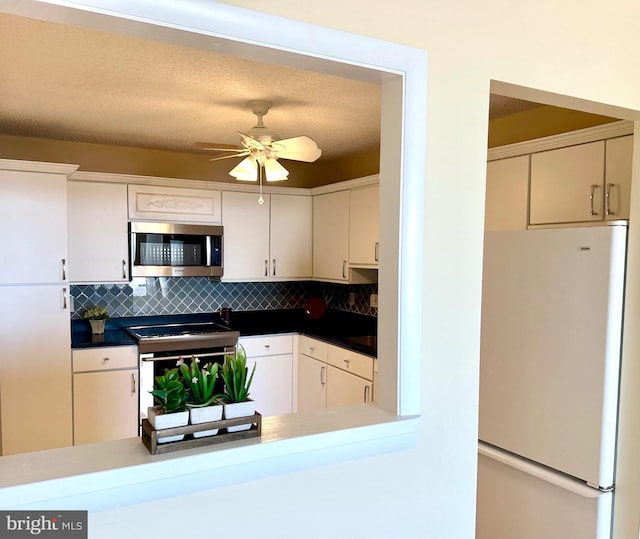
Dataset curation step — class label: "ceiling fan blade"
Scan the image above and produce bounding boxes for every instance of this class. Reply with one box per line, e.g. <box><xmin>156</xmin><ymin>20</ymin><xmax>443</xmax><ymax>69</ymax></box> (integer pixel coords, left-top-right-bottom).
<box><xmin>209</xmin><ymin>151</ymin><xmax>250</xmax><ymax>162</ymax></box>
<box><xmin>195</xmin><ymin>142</ymin><xmax>245</xmax><ymax>151</ymax></box>
<box><xmin>271</xmin><ymin>136</ymin><xmax>322</xmax><ymax>162</ymax></box>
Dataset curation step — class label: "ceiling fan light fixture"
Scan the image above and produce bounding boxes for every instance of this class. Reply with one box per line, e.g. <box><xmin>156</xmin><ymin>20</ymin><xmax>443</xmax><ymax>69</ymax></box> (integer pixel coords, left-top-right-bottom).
<box><xmin>229</xmin><ymin>157</ymin><xmax>257</xmax><ymax>181</ymax></box>
<box><xmin>264</xmin><ymin>158</ymin><xmax>289</xmax><ymax>182</ymax></box>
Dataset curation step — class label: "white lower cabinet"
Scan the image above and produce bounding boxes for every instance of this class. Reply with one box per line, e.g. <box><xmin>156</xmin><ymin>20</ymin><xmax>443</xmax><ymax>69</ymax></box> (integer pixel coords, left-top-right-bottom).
<box><xmin>240</xmin><ymin>335</ymin><xmax>294</xmax><ymax>417</ymax></box>
<box><xmin>297</xmin><ymin>353</ymin><xmax>327</xmax><ymax>412</ymax></box>
<box><xmin>297</xmin><ymin>336</ymin><xmax>374</xmax><ymax>412</ymax></box>
<box><xmin>0</xmin><ymin>285</ymin><xmax>73</xmax><ymax>455</ymax></box>
<box><xmin>72</xmin><ymin>346</ymin><xmax>139</xmax><ymax>445</ymax></box>
<box><xmin>326</xmin><ymin>365</ymin><xmax>372</xmax><ymax>408</ymax></box>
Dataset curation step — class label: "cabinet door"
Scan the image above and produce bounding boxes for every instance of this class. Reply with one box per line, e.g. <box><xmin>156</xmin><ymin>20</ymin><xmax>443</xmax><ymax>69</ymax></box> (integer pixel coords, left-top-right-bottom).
<box><xmin>270</xmin><ymin>194</ymin><xmax>312</xmax><ymax>279</ymax></box>
<box><xmin>485</xmin><ymin>156</ymin><xmax>529</xmax><ymax>231</ymax></box>
<box><xmin>530</xmin><ymin>141</ymin><xmax>605</xmax><ymax>225</ymax></box>
<box><xmin>326</xmin><ymin>365</ymin><xmax>373</xmax><ymax>408</ymax></box>
<box><xmin>605</xmin><ymin>135</ymin><xmax>633</xmax><ymax>220</ymax></box>
<box><xmin>349</xmin><ymin>185</ymin><xmax>379</xmax><ymax>266</ymax></box>
<box><xmin>222</xmin><ymin>191</ymin><xmax>270</xmax><ymax>280</ymax></box>
<box><xmin>68</xmin><ymin>182</ymin><xmax>129</xmax><ymax>283</ymax></box>
<box><xmin>73</xmin><ymin>369</ymin><xmax>139</xmax><ymax>445</ymax></box>
<box><xmin>297</xmin><ymin>354</ymin><xmax>327</xmax><ymax>412</ymax></box>
<box><xmin>313</xmin><ymin>190</ymin><xmax>350</xmax><ymax>281</ymax></box>
<box><xmin>0</xmin><ymin>169</ymin><xmax>68</xmax><ymax>284</ymax></box>
<box><xmin>0</xmin><ymin>285</ymin><xmax>72</xmax><ymax>455</ymax></box>
<box><xmin>246</xmin><ymin>353</ymin><xmax>293</xmax><ymax>417</ymax></box>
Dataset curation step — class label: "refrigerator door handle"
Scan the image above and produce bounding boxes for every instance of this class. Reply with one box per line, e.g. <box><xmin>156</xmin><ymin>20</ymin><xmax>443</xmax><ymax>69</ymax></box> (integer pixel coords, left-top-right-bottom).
<box><xmin>478</xmin><ymin>441</ymin><xmax>610</xmax><ymax>498</ymax></box>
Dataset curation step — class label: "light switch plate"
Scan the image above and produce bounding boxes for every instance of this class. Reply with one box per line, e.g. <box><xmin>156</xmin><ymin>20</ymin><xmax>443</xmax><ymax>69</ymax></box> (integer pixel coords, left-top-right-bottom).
<box><xmin>349</xmin><ymin>292</ymin><xmax>356</xmax><ymax>306</ymax></box>
<box><xmin>370</xmin><ymin>293</ymin><xmax>378</xmax><ymax>308</ymax></box>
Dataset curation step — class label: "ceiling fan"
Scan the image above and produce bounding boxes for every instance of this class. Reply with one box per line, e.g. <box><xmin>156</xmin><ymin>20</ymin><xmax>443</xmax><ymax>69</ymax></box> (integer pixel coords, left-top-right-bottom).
<box><xmin>196</xmin><ymin>100</ymin><xmax>322</xmax><ymax>203</ymax></box>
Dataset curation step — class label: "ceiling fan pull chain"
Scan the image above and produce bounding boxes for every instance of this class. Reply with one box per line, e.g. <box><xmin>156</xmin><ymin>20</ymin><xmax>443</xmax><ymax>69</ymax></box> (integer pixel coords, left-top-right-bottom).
<box><xmin>258</xmin><ymin>163</ymin><xmax>265</xmax><ymax>205</ymax></box>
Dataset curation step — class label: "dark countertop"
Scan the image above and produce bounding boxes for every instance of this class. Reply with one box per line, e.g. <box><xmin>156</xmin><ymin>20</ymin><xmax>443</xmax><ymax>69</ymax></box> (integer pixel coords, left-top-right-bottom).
<box><xmin>71</xmin><ymin>309</ymin><xmax>377</xmax><ymax>357</ymax></box>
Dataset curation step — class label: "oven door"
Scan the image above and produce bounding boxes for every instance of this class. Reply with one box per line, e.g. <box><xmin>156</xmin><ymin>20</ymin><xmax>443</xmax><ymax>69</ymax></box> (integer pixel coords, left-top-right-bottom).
<box><xmin>139</xmin><ymin>347</ymin><xmax>234</xmax><ymax>425</ymax></box>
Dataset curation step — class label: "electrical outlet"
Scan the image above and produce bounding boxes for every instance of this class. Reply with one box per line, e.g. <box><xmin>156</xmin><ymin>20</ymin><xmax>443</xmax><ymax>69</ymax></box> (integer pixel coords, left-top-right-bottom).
<box><xmin>370</xmin><ymin>293</ymin><xmax>378</xmax><ymax>308</ymax></box>
<box><xmin>348</xmin><ymin>292</ymin><xmax>356</xmax><ymax>306</ymax></box>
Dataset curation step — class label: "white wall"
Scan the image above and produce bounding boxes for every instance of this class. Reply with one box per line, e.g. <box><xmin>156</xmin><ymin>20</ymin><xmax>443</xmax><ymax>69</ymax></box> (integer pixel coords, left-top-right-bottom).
<box><xmin>6</xmin><ymin>1</ymin><xmax>640</xmax><ymax>538</ymax></box>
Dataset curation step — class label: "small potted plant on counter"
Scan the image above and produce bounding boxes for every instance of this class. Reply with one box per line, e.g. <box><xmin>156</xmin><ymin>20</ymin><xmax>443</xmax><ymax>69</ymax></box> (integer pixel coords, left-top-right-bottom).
<box><xmin>148</xmin><ymin>367</ymin><xmax>189</xmax><ymax>443</ymax></box>
<box><xmin>220</xmin><ymin>344</ymin><xmax>256</xmax><ymax>432</ymax></box>
<box><xmin>82</xmin><ymin>306</ymin><xmax>109</xmax><ymax>335</ymax></box>
<box><xmin>179</xmin><ymin>356</ymin><xmax>225</xmax><ymax>438</ymax></box>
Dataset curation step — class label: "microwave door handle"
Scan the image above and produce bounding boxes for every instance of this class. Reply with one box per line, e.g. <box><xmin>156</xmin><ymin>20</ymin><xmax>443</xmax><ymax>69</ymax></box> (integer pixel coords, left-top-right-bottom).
<box><xmin>205</xmin><ymin>236</ymin><xmax>212</xmax><ymax>266</ymax></box>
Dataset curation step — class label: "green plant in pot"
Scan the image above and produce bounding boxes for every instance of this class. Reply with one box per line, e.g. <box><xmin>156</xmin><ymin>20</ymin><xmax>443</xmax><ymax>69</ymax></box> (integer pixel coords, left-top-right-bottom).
<box><xmin>148</xmin><ymin>367</ymin><xmax>189</xmax><ymax>443</ymax></box>
<box><xmin>82</xmin><ymin>306</ymin><xmax>109</xmax><ymax>335</ymax></box>
<box><xmin>220</xmin><ymin>344</ymin><xmax>257</xmax><ymax>432</ymax></box>
<box><xmin>179</xmin><ymin>357</ymin><xmax>225</xmax><ymax>438</ymax></box>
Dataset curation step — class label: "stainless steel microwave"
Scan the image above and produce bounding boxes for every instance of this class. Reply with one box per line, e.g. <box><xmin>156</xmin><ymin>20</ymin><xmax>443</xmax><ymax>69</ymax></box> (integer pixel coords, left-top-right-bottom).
<box><xmin>129</xmin><ymin>222</ymin><xmax>223</xmax><ymax>278</ymax></box>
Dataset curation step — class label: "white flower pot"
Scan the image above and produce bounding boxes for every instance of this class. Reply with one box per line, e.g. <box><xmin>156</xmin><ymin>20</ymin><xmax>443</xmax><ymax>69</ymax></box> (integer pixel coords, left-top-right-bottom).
<box><xmin>189</xmin><ymin>404</ymin><xmax>223</xmax><ymax>438</ymax></box>
<box><xmin>147</xmin><ymin>406</ymin><xmax>189</xmax><ymax>444</ymax></box>
<box><xmin>88</xmin><ymin>319</ymin><xmax>106</xmax><ymax>334</ymax></box>
<box><xmin>223</xmin><ymin>400</ymin><xmax>256</xmax><ymax>432</ymax></box>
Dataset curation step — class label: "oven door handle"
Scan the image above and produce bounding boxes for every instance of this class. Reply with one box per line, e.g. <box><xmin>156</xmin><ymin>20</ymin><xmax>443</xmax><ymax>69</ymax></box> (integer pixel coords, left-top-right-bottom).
<box><xmin>139</xmin><ymin>348</ymin><xmax>236</xmax><ymax>362</ymax></box>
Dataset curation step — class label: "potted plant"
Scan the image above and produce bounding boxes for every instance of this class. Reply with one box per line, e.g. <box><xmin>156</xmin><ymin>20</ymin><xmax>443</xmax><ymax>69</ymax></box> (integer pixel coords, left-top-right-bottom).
<box><xmin>179</xmin><ymin>356</ymin><xmax>225</xmax><ymax>438</ymax></box>
<box><xmin>148</xmin><ymin>367</ymin><xmax>189</xmax><ymax>443</ymax></box>
<box><xmin>82</xmin><ymin>306</ymin><xmax>109</xmax><ymax>335</ymax></box>
<box><xmin>220</xmin><ymin>344</ymin><xmax>256</xmax><ymax>432</ymax></box>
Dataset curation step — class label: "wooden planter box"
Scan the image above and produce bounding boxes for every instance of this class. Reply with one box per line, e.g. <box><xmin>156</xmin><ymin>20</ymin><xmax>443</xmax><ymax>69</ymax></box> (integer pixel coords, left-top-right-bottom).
<box><xmin>141</xmin><ymin>412</ymin><xmax>262</xmax><ymax>455</ymax></box>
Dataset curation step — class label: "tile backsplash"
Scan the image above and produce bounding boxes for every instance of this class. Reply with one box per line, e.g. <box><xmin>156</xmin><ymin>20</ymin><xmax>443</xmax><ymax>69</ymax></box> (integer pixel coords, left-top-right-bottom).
<box><xmin>71</xmin><ymin>278</ymin><xmax>378</xmax><ymax>319</ymax></box>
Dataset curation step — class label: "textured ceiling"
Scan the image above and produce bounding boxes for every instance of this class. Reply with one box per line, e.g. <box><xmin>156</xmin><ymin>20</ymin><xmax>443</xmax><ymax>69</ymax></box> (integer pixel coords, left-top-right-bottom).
<box><xmin>489</xmin><ymin>94</ymin><xmax>544</xmax><ymax>120</ymax></box>
<box><xmin>0</xmin><ymin>13</ymin><xmax>383</xmax><ymax>160</ymax></box>
<box><xmin>0</xmin><ymin>12</ymin><xmax>554</xmax><ymax>166</ymax></box>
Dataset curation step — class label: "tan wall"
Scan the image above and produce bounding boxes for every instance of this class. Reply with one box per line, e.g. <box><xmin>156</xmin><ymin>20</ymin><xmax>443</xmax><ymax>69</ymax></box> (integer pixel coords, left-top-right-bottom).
<box><xmin>488</xmin><ymin>106</ymin><xmax>618</xmax><ymax>147</ymax></box>
<box><xmin>0</xmin><ymin>134</ymin><xmax>378</xmax><ymax>187</ymax></box>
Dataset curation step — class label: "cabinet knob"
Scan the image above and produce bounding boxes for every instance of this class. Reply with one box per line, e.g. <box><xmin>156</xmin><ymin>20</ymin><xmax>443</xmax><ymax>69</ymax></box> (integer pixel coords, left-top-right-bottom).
<box><xmin>264</xmin><ymin>344</ymin><xmax>270</xmax><ymax>349</ymax></box>
<box><xmin>103</xmin><ymin>357</ymin><xmax>110</xmax><ymax>362</ymax></box>
<box><xmin>344</xmin><ymin>359</ymin><xmax>350</xmax><ymax>368</ymax></box>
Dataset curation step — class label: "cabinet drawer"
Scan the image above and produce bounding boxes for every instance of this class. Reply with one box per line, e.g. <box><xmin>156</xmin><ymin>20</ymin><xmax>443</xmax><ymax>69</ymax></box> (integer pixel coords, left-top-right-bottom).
<box><xmin>73</xmin><ymin>346</ymin><xmax>138</xmax><ymax>373</ymax></box>
<box><xmin>240</xmin><ymin>334</ymin><xmax>293</xmax><ymax>357</ymax></box>
<box><xmin>327</xmin><ymin>344</ymin><xmax>374</xmax><ymax>381</ymax></box>
<box><xmin>299</xmin><ymin>335</ymin><xmax>328</xmax><ymax>362</ymax></box>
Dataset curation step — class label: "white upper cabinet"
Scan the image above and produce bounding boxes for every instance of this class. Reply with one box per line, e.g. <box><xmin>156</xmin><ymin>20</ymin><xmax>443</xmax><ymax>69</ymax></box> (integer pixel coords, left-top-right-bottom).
<box><xmin>604</xmin><ymin>135</ymin><xmax>633</xmax><ymax>221</ymax></box>
<box><xmin>128</xmin><ymin>184</ymin><xmax>221</xmax><ymax>224</ymax></box>
<box><xmin>222</xmin><ymin>191</ymin><xmax>270</xmax><ymax>280</ymax></box>
<box><xmin>68</xmin><ymin>181</ymin><xmax>129</xmax><ymax>283</ymax></box>
<box><xmin>0</xmin><ymin>163</ymin><xmax>76</xmax><ymax>284</ymax></box>
<box><xmin>530</xmin><ymin>141</ymin><xmax>606</xmax><ymax>225</ymax></box>
<box><xmin>349</xmin><ymin>185</ymin><xmax>380</xmax><ymax>266</ymax></box>
<box><xmin>222</xmin><ymin>191</ymin><xmax>312</xmax><ymax>281</ymax></box>
<box><xmin>485</xmin><ymin>156</ymin><xmax>529</xmax><ymax>231</ymax></box>
<box><xmin>529</xmin><ymin>137</ymin><xmax>633</xmax><ymax>225</ymax></box>
<box><xmin>313</xmin><ymin>190</ymin><xmax>350</xmax><ymax>282</ymax></box>
<box><xmin>270</xmin><ymin>194</ymin><xmax>312</xmax><ymax>279</ymax></box>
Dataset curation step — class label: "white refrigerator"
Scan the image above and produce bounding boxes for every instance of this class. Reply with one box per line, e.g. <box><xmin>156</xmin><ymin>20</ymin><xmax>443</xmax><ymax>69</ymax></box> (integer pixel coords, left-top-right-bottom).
<box><xmin>476</xmin><ymin>224</ymin><xmax>628</xmax><ymax>539</ymax></box>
